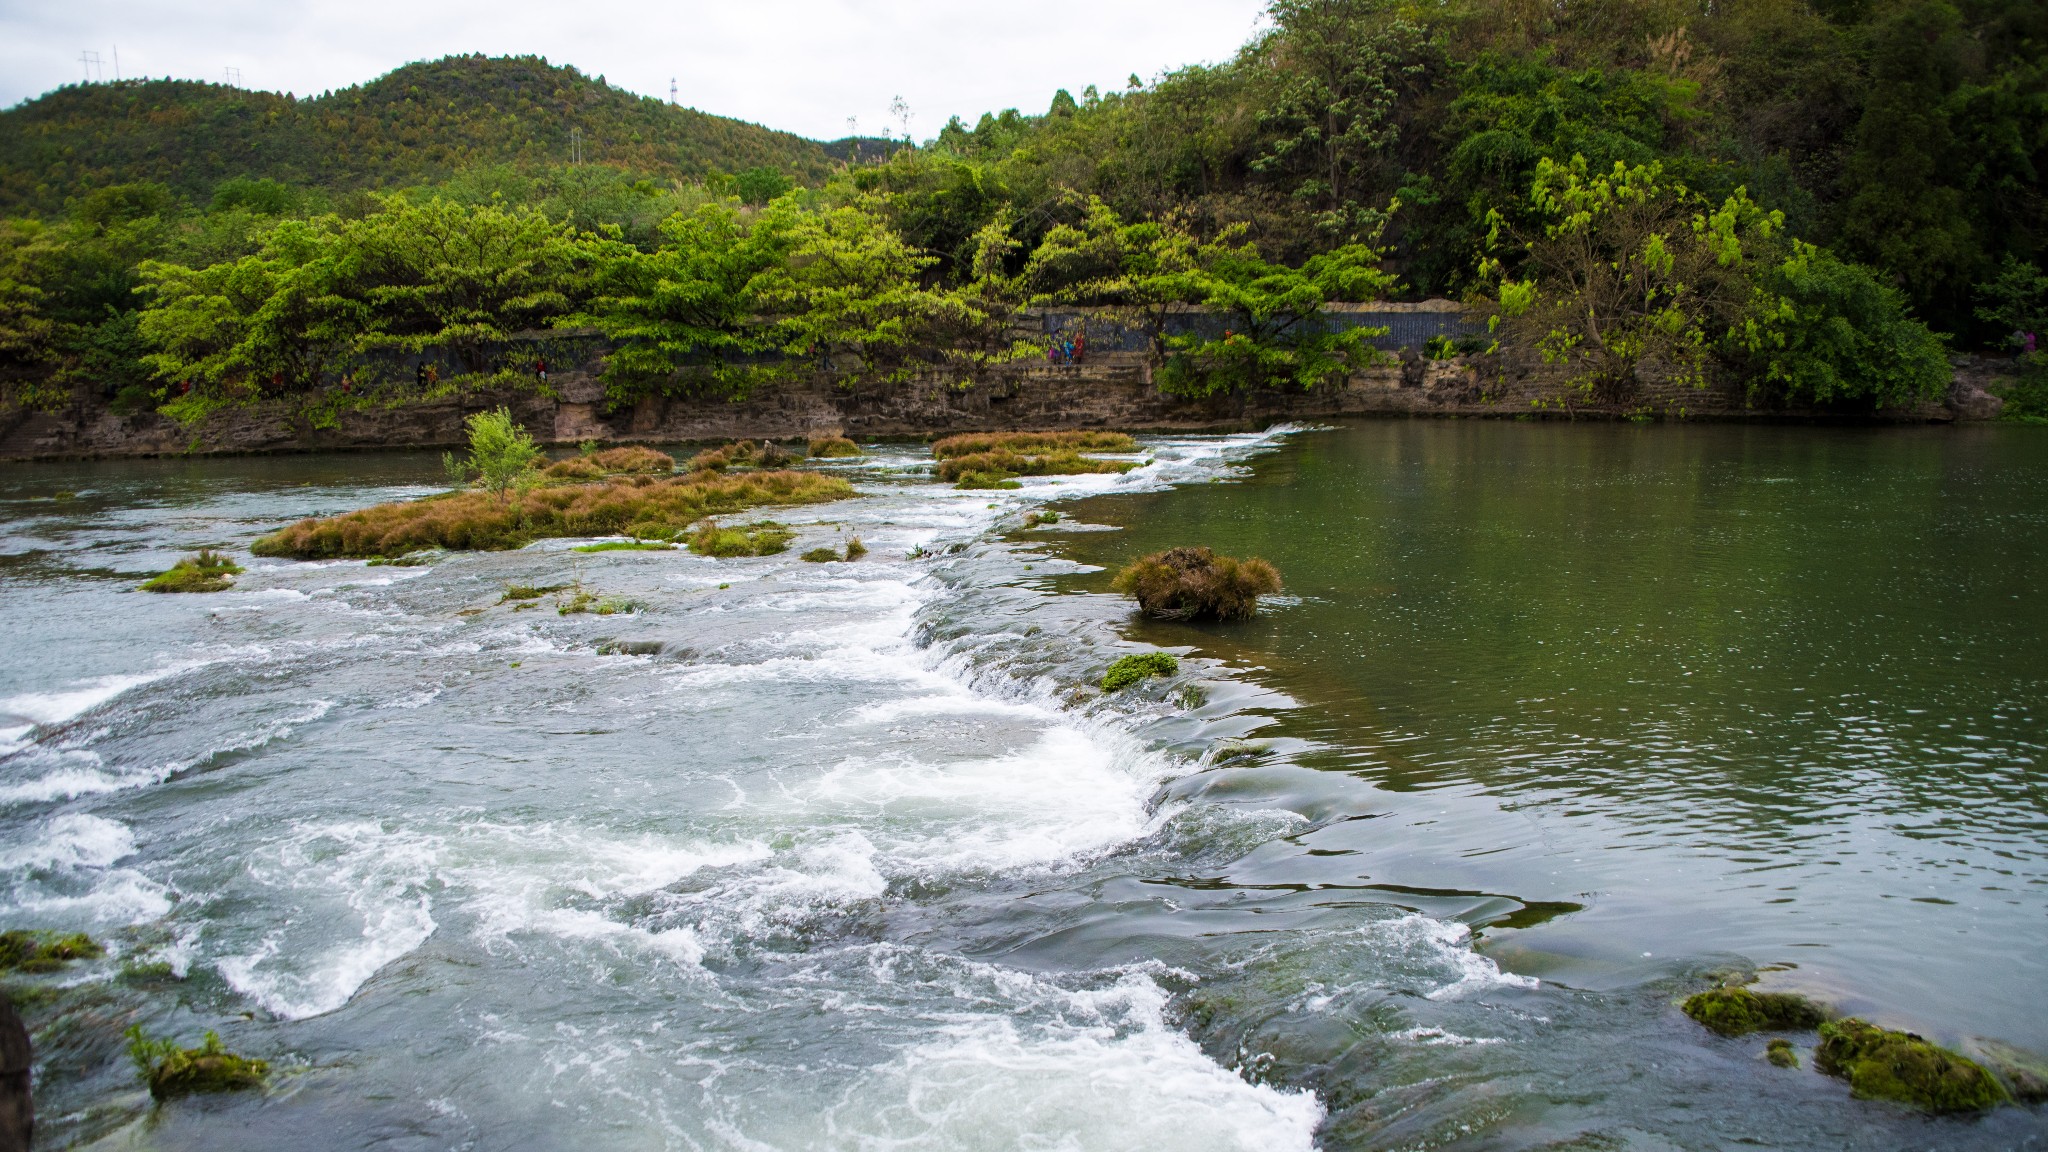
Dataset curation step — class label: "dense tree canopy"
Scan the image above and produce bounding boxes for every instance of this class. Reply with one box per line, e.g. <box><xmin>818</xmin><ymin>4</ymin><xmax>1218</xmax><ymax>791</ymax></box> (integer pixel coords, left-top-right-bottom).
<box><xmin>3</xmin><ymin>0</ymin><xmax>2038</xmax><ymax>421</ymax></box>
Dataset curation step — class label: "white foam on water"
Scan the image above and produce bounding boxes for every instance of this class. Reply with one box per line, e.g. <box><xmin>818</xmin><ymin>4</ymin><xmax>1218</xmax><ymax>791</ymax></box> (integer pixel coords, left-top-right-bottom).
<box><xmin>0</xmin><ymin>663</ymin><xmax>197</xmax><ymax>730</ymax></box>
<box><xmin>217</xmin><ymin>821</ymin><xmax>440</xmax><ymax>1019</ymax></box>
<box><xmin>0</xmin><ymin>813</ymin><xmax>171</xmax><ymax>924</ymax></box>
<box><xmin>1391</xmin><ymin>1025</ymin><xmax>1506</xmax><ymax>1047</ymax></box>
<box><xmin>813</xmin><ymin>969</ymin><xmax>1323</xmax><ymax>1152</ymax></box>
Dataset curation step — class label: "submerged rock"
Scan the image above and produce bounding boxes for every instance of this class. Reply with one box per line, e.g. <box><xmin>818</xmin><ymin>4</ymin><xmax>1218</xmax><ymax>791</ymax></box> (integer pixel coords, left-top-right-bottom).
<box><xmin>1971</xmin><ymin>1039</ymin><xmax>2048</xmax><ymax>1105</ymax></box>
<box><xmin>0</xmin><ymin>990</ymin><xmax>30</xmax><ymax>1151</ymax></box>
<box><xmin>125</xmin><ymin>1028</ymin><xmax>268</xmax><ymax>1101</ymax></box>
<box><xmin>1767</xmin><ymin>1038</ymin><xmax>1800</xmax><ymax>1068</ymax></box>
<box><xmin>1681</xmin><ymin>986</ymin><xmax>1825</xmax><ymax>1037</ymax></box>
<box><xmin>1815</xmin><ymin>1018</ymin><xmax>2008</xmax><ymax>1113</ymax></box>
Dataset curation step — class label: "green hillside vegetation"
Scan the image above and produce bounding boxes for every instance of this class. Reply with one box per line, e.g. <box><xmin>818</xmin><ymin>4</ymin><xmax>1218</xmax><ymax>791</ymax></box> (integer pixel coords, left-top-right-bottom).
<box><xmin>0</xmin><ymin>55</ymin><xmax>834</xmax><ymax>214</ymax></box>
<box><xmin>2</xmin><ymin>0</ymin><xmax>2042</xmax><ymax>425</ymax></box>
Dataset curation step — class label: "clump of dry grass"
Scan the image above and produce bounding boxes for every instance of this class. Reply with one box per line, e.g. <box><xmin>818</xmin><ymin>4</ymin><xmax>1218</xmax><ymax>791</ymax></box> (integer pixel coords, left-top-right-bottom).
<box><xmin>689</xmin><ymin>440</ymin><xmax>800</xmax><ymax>472</ymax></box>
<box><xmin>808</xmin><ymin>435</ymin><xmax>863</xmax><ymax>458</ymax></box>
<box><xmin>931</xmin><ymin>431</ymin><xmax>1136</xmax><ymax>458</ymax></box>
<box><xmin>252</xmin><ymin>472</ymin><xmax>853</xmax><ymax>559</ymax></box>
<box><xmin>544</xmin><ymin>456</ymin><xmax>607</xmax><ymax>481</ymax></box>
<box><xmin>588</xmin><ymin>446</ymin><xmax>676</xmax><ymax>473</ymax></box>
<box><xmin>1111</xmin><ymin>547</ymin><xmax>1281</xmax><ymax>621</ymax></box>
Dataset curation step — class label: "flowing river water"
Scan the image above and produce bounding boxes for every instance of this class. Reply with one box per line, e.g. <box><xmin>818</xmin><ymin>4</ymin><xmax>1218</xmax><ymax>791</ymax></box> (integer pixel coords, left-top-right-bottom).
<box><xmin>0</xmin><ymin>422</ymin><xmax>2043</xmax><ymax>1151</ymax></box>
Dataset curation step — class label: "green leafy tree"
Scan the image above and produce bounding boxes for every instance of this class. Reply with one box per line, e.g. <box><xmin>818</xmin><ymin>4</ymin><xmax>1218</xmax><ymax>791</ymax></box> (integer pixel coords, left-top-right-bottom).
<box><xmin>444</xmin><ymin>406</ymin><xmax>542</xmax><ymax>500</ymax></box>
<box><xmin>1734</xmin><ymin>241</ymin><xmax>1950</xmax><ymax>407</ymax></box>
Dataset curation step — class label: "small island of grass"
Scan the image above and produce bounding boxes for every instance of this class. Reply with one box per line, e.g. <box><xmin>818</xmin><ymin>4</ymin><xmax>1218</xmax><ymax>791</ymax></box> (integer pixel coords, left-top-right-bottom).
<box><xmin>0</xmin><ymin>929</ymin><xmax>103</xmax><ymax>973</ymax></box>
<box><xmin>1816</xmin><ymin>1018</ymin><xmax>2009</xmax><ymax>1113</ymax></box>
<box><xmin>252</xmin><ymin>411</ymin><xmax>853</xmax><ymax>559</ymax></box>
<box><xmin>126</xmin><ymin>1028</ymin><xmax>269</xmax><ymax>1100</ymax></box>
<box><xmin>1113</xmin><ymin>547</ymin><xmax>1282</xmax><ymax>621</ymax></box>
<box><xmin>140</xmin><ymin>550</ymin><xmax>242</xmax><ymax>593</ymax></box>
<box><xmin>932</xmin><ymin>431</ymin><xmax>1139</xmax><ymax>489</ymax></box>
<box><xmin>1101</xmin><ymin>652</ymin><xmax>1180</xmax><ymax>692</ymax></box>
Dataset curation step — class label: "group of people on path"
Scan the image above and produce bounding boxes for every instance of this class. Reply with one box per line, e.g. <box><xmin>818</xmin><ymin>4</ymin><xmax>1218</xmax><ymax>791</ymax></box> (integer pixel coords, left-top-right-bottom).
<box><xmin>1044</xmin><ymin>329</ymin><xmax>1087</xmax><ymax>366</ymax></box>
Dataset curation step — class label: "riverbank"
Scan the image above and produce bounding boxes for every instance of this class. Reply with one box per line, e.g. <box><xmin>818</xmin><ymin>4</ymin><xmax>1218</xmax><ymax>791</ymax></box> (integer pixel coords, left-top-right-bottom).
<box><xmin>0</xmin><ymin>343</ymin><xmax>2019</xmax><ymax>462</ymax></box>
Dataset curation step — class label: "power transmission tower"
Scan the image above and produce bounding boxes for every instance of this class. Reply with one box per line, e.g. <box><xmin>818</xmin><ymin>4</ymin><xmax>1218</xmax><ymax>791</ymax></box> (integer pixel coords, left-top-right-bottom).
<box><xmin>79</xmin><ymin>51</ymin><xmax>102</xmax><ymax>83</ymax></box>
<box><xmin>669</xmin><ymin>77</ymin><xmax>677</xmax><ymax>105</ymax></box>
<box><xmin>112</xmin><ymin>45</ymin><xmax>121</xmax><ymax>82</ymax></box>
<box><xmin>570</xmin><ymin>126</ymin><xmax>584</xmax><ymax>165</ymax></box>
<box><xmin>224</xmin><ymin>66</ymin><xmax>242</xmax><ymax>86</ymax></box>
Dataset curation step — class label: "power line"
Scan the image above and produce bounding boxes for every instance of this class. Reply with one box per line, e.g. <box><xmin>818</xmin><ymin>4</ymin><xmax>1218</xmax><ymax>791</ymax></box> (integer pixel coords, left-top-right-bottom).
<box><xmin>224</xmin><ymin>66</ymin><xmax>242</xmax><ymax>87</ymax></box>
<box><xmin>79</xmin><ymin>51</ymin><xmax>102</xmax><ymax>83</ymax></box>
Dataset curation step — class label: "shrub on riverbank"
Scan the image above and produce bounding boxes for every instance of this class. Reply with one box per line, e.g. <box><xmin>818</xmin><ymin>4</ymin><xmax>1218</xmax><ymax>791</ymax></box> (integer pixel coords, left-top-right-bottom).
<box><xmin>1101</xmin><ymin>652</ymin><xmax>1179</xmax><ymax>692</ymax></box>
<box><xmin>689</xmin><ymin>520</ymin><xmax>795</xmax><ymax>557</ymax></box>
<box><xmin>1682</xmin><ymin>987</ymin><xmax>1826</xmax><ymax>1037</ymax></box>
<box><xmin>934</xmin><ymin>449</ymin><xmax>1136</xmax><ymax>485</ymax></box>
<box><xmin>1112</xmin><ymin>547</ymin><xmax>1281</xmax><ymax>621</ymax></box>
<box><xmin>809</xmin><ymin>435</ymin><xmax>862</xmax><ymax>458</ymax></box>
<box><xmin>125</xmin><ymin>1028</ymin><xmax>268</xmax><ymax>1100</ymax></box>
<box><xmin>1816</xmin><ymin>1018</ymin><xmax>2008</xmax><ymax>1112</ymax></box>
<box><xmin>0</xmin><ymin>930</ymin><xmax>103</xmax><ymax>973</ymax></box>
<box><xmin>140</xmin><ymin>549</ymin><xmax>242</xmax><ymax>593</ymax></box>
<box><xmin>253</xmin><ymin>472</ymin><xmax>852</xmax><ymax>558</ymax></box>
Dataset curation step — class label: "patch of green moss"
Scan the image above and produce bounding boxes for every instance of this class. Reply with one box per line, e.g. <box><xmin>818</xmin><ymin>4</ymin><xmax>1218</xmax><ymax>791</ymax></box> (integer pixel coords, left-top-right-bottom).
<box><xmin>140</xmin><ymin>549</ymin><xmax>242</xmax><ymax>593</ymax></box>
<box><xmin>1767</xmin><ymin>1038</ymin><xmax>1799</xmax><ymax>1068</ymax></box>
<box><xmin>125</xmin><ymin>1027</ymin><xmax>268</xmax><ymax>1100</ymax></box>
<box><xmin>955</xmin><ymin>470</ymin><xmax>1023</xmax><ymax>490</ymax></box>
<box><xmin>1682</xmin><ymin>986</ymin><xmax>1826</xmax><ymax>1036</ymax></box>
<box><xmin>573</xmin><ymin>540</ymin><xmax>676</xmax><ymax>552</ymax></box>
<box><xmin>801</xmin><ymin>547</ymin><xmax>841</xmax><ymax>563</ymax></box>
<box><xmin>1025</xmin><ymin>510</ymin><xmax>1062</xmax><ymax>527</ymax></box>
<box><xmin>1102</xmin><ymin>652</ymin><xmax>1179</xmax><ymax>692</ymax></box>
<box><xmin>844</xmin><ymin>537</ymin><xmax>867</xmax><ymax>560</ymax></box>
<box><xmin>499</xmin><ymin>583</ymin><xmax>567</xmax><ymax>603</ymax></box>
<box><xmin>0</xmin><ymin>930</ymin><xmax>104</xmax><ymax>973</ymax></box>
<box><xmin>365</xmin><ymin>550</ymin><xmax>441</xmax><ymax>566</ymax></box>
<box><xmin>1815</xmin><ymin>1018</ymin><xmax>2009</xmax><ymax>1113</ymax></box>
<box><xmin>689</xmin><ymin>520</ymin><xmax>794</xmax><ymax>557</ymax></box>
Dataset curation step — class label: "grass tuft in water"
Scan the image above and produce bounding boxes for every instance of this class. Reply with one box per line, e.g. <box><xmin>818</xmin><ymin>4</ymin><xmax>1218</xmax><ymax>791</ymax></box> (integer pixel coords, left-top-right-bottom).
<box><xmin>689</xmin><ymin>440</ymin><xmax>799</xmax><ymax>472</ymax></box>
<box><xmin>844</xmin><ymin>537</ymin><xmax>867</xmax><ymax>560</ymax></box>
<box><xmin>1101</xmin><ymin>652</ymin><xmax>1180</xmax><ymax>692</ymax></box>
<box><xmin>139</xmin><ymin>549</ymin><xmax>242</xmax><ymax>593</ymax></box>
<box><xmin>690</xmin><ymin>520</ymin><xmax>795</xmax><ymax>558</ymax></box>
<box><xmin>1682</xmin><ymin>986</ymin><xmax>1826</xmax><ymax>1036</ymax></box>
<box><xmin>802</xmin><ymin>547</ymin><xmax>841</xmax><ymax>563</ymax></box>
<box><xmin>0</xmin><ymin>930</ymin><xmax>103</xmax><ymax>973</ymax></box>
<box><xmin>954</xmin><ymin>471</ymin><xmax>1024</xmax><ymax>490</ymax></box>
<box><xmin>499</xmin><ymin>583</ymin><xmax>567</xmax><ymax>603</ymax></box>
<box><xmin>1815</xmin><ymin>1018</ymin><xmax>2009</xmax><ymax>1112</ymax></box>
<box><xmin>1112</xmin><ymin>547</ymin><xmax>1282</xmax><ymax>622</ymax></box>
<box><xmin>809</xmin><ymin>435</ymin><xmax>863</xmax><ymax>458</ymax></box>
<box><xmin>573</xmin><ymin>540</ymin><xmax>676</xmax><ymax>552</ymax></box>
<box><xmin>1025</xmin><ymin>510</ymin><xmax>1062</xmax><ymax>527</ymax></box>
<box><xmin>125</xmin><ymin>1027</ymin><xmax>268</xmax><ymax>1100</ymax></box>
<box><xmin>932</xmin><ymin>431</ymin><xmax>1136</xmax><ymax>458</ymax></box>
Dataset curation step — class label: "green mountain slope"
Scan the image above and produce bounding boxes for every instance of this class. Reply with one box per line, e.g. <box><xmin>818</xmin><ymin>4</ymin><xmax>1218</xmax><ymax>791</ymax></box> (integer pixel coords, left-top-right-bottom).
<box><xmin>0</xmin><ymin>55</ymin><xmax>836</xmax><ymax>214</ymax></box>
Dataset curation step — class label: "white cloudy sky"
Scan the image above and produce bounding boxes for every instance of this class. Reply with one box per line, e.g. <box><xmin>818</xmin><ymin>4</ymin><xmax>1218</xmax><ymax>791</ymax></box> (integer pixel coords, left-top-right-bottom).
<box><xmin>0</xmin><ymin>0</ymin><xmax>1272</xmax><ymax>140</ymax></box>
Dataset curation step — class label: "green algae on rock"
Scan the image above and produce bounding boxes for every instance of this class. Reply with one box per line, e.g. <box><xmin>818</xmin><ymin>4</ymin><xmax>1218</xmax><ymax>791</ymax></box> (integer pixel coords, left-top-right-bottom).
<box><xmin>139</xmin><ymin>549</ymin><xmax>242</xmax><ymax>593</ymax></box>
<box><xmin>125</xmin><ymin>1028</ymin><xmax>268</xmax><ymax>1100</ymax></box>
<box><xmin>0</xmin><ymin>930</ymin><xmax>103</xmax><ymax>974</ymax></box>
<box><xmin>1101</xmin><ymin>652</ymin><xmax>1179</xmax><ymax>692</ymax></box>
<box><xmin>1767</xmin><ymin>1038</ymin><xmax>1800</xmax><ymax>1068</ymax></box>
<box><xmin>1682</xmin><ymin>986</ymin><xmax>1826</xmax><ymax>1037</ymax></box>
<box><xmin>1814</xmin><ymin>1018</ymin><xmax>2009</xmax><ymax>1113</ymax></box>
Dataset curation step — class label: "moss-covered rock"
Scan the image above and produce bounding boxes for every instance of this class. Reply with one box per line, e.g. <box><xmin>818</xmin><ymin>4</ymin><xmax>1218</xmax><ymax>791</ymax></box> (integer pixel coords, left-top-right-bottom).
<box><xmin>139</xmin><ymin>549</ymin><xmax>241</xmax><ymax>593</ymax></box>
<box><xmin>1681</xmin><ymin>986</ymin><xmax>1826</xmax><ymax>1036</ymax></box>
<box><xmin>1767</xmin><ymin>1038</ymin><xmax>1799</xmax><ymax>1068</ymax></box>
<box><xmin>125</xmin><ymin>1028</ymin><xmax>268</xmax><ymax>1100</ymax></box>
<box><xmin>801</xmin><ymin>547</ymin><xmax>841</xmax><ymax>563</ymax></box>
<box><xmin>1102</xmin><ymin>652</ymin><xmax>1179</xmax><ymax>692</ymax></box>
<box><xmin>0</xmin><ymin>930</ymin><xmax>103</xmax><ymax>974</ymax></box>
<box><xmin>1971</xmin><ymin>1039</ymin><xmax>2048</xmax><ymax>1105</ymax></box>
<box><xmin>1815</xmin><ymin>1018</ymin><xmax>2009</xmax><ymax>1113</ymax></box>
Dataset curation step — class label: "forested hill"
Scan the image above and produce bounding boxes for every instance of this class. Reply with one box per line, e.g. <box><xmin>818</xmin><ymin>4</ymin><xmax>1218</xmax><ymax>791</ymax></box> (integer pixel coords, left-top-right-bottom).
<box><xmin>0</xmin><ymin>55</ymin><xmax>836</xmax><ymax>214</ymax></box>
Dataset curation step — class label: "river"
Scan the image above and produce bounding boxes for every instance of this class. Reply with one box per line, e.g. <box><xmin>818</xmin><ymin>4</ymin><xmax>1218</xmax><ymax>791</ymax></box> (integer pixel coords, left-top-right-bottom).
<box><xmin>0</xmin><ymin>422</ymin><xmax>2042</xmax><ymax>1150</ymax></box>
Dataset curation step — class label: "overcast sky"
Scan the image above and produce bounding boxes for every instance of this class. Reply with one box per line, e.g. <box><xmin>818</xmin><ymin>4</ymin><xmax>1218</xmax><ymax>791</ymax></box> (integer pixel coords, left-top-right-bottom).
<box><xmin>1</xmin><ymin>0</ymin><xmax>1272</xmax><ymax>140</ymax></box>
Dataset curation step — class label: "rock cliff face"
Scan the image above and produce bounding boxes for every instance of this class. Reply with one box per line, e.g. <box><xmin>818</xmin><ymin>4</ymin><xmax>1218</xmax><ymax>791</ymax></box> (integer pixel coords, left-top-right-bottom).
<box><xmin>0</xmin><ymin>345</ymin><xmax>1987</xmax><ymax>462</ymax></box>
